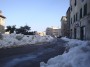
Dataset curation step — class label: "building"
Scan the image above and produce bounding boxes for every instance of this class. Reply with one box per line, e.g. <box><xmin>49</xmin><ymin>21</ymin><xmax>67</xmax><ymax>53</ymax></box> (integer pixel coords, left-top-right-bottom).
<box><xmin>0</xmin><ymin>10</ymin><xmax>6</xmax><ymax>33</ymax></box>
<box><xmin>61</xmin><ymin>16</ymin><xmax>68</xmax><ymax>37</ymax></box>
<box><xmin>61</xmin><ymin>7</ymin><xmax>70</xmax><ymax>38</ymax></box>
<box><xmin>70</xmin><ymin>0</ymin><xmax>90</xmax><ymax>40</ymax></box>
<box><xmin>66</xmin><ymin>7</ymin><xmax>71</xmax><ymax>38</ymax></box>
<box><xmin>46</xmin><ymin>26</ymin><xmax>61</xmax><ymax>37</ymax></box>
<box><xmin>37</xmin><ymin>31</ymin><xmax>46</xmax><ymax>36</ymax></box>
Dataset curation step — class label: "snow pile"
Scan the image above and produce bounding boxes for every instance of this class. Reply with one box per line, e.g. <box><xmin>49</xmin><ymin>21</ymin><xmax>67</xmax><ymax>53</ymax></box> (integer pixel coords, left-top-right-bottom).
<box><xmin>0</xmin><ymin>33</ymin><xmax>53</xmax><ymax>48</ymax></box>
<box><xmin>40</xmin><ymin>37</ymin><xmax>90</xmax><ymax>67</ymax></box>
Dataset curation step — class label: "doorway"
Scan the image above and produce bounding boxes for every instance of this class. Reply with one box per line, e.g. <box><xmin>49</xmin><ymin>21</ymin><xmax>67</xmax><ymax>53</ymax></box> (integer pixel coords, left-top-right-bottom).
<box><xmin>80</xmin><ymin>26</ymin><xmax>85</xmax><ymax>40</ymax></box>
<box><xmin>74</xmin><ymin>28</ymin><xmax>76</xmax><ymax>39</ymax></box>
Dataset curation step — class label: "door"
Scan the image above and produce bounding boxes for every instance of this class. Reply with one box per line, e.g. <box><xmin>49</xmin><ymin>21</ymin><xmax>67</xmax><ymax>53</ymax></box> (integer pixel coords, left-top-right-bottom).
<box><xmin>74</xmin><ymin>28</ymin><xmax>76</xmax><ymax>39</ymax></box>
<box><xmin>80</xmin><ymin>26</ymin><xmax>85</xmax><ymax>40</ymax></box>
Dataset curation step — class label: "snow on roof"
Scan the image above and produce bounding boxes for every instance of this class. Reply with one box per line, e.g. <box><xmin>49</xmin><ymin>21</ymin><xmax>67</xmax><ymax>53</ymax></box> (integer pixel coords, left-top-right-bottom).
<box><xmin>0</xmin><ymin>10</ymin><xmax>6</xmax><ymax>18</ymax></box>
<box><xmin>47</xmin><ymin>26</ymin><xmax>60</xmax><ymax>29</ymax></box>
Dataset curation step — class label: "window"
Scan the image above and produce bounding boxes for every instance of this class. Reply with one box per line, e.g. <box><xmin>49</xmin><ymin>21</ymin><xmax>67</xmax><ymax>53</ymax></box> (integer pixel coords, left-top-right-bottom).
<box><xmin>82</xmin><ymin>0</ymin><xmax>84</xmax><ymax>2</ymax></box>
<box><xmin>74</xmin><ymin>15</ymin><xmax>75</xmax><ymax>22</ymax></box>
<box><xmin>80</xmin><ymin>8</ymin><xmax>82</xmax><ymax>19</ymax></box>
<box><xmin>70</xmin><ymin>5</ymin><xmax>72</xmax><ymax>11</ymax></box>
<box><xmin>74</xmin><ymin>0</ymin><xmax>77</xmax><ymax>6</ymax></box>
<box><xmin>83</xmin><ymin>3</ymin><xmax>87</xmax><ymax>16</ymax></box>
<box><xmin>70</xmin><ymin>29</ymin><xmax>72</xmax><ymax>38</ymax></box>
<box><xmin>76</xmin><ymin>13</ymin><xmax>78</xmax><ymax>21</ymax></box>
<box><xmin>71</xmin><ymin>18</ymin><xmax>72</xmax><ymax>24</ymax></box>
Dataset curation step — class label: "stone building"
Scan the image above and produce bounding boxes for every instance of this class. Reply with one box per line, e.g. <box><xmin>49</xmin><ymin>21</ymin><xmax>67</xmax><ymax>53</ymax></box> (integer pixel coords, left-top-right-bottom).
<box><xmin>46</xmin><ymin>26</ymin><xmax>61</xmax><ymax>37</ymax></box>
<box><xmin>70</xmin><ymin>0</ymin><xmax>90</xmax><ymax>40</ymax></box>
<box><xmin>61</xmin><ymin>7</ymin><xmax>70</xmax><ymax>38</ymax></box>
<box><xmin>0</xmin><ymin>10</ymin><xmax>6</xmax><ymax>33</ymax></box>
<box><xmin>66</xmin><ymin>7</ymin><xmax>71</xmax><ymax>38</ymax></box>
<box><xmin>61</xmin><ymin>16</ymin><xmax>68</xmax><ymax>37</ymax></box>
<box><xmin>37</xmin><ymin>31</ymin><xmax>46</xmax><ymax>36</ymax></box>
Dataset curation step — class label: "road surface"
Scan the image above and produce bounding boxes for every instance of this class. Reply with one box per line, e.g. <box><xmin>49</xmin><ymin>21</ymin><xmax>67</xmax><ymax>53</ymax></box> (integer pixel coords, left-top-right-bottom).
<box><xmin>0</xmin><ymin>38</ymin><xmax>66</xmax><ymax>67</ymax></box>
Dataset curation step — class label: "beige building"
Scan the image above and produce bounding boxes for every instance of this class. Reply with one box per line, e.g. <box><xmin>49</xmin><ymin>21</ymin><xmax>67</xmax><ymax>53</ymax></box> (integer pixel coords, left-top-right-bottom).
<box><xmin>46</xmin><ymin>26</ymin><xmax>61</xmax><ymax>37</ymax></box>
<box><xmin>37</xmin><ymin>31</ymin><xmax>46</xmax><ymax>36</ymax></box>
<box><xmin>70</xmin><ymin>0</ymin><xmax>90</xmax><ymax>40</ymax></box>
<box><xmin>0</xmin><ymin>10</ymin><xmax>6</xmax><ymax>33</ymax></box>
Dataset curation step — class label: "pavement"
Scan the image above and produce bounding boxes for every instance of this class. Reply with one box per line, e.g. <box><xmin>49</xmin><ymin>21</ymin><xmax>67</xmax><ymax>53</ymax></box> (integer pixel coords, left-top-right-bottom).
<box><xmin>0</xmin><ymin>38</ymin><xmax>66</xmax><ymax>67</ymax></box>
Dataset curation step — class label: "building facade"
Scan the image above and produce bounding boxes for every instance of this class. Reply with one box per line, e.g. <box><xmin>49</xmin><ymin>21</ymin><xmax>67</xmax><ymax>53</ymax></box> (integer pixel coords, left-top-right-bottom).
<box><xmin>61</xmin><ymin>16</ymin><xmax>69</xmax><ymax>37</ymax></box>
<box><xmin>66</xmin><ymin>7</ymin><xmax>71</xmax><ymax>38</ymax></box>
<box><xmin>70</xmin><ymin>0</ymin><xmax>90</xmax><ymax>40</ymax></box>
<box><xmin>46</xmin><ymin>26</ymin><xmax>61</xmax><ymax>37</ymax></box>
<box><xmin>0</xmin><ymin>10</ymin><xmax>6</xmax><ymax>33</ymax></box>
<box><xmin>61</xmin><ymin>7</ymin><xmax>70</xmax><ymax>38</ymax></box>
<box><xmin>37</xmin><ymin>31</ymin><xmax>46</xmax><ymax>36</ymax></box>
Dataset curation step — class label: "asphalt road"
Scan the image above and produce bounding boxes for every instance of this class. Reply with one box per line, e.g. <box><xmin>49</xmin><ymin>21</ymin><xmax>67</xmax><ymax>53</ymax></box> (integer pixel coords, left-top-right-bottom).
<box><xmin>0</xmin><ymin>38</ymin><xmax>66</xmax><ymax>67</ymax></box>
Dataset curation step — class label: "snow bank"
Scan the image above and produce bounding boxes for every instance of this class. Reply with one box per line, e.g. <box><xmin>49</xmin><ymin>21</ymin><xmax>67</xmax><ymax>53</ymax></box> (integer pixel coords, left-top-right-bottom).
<box><xmin>0</xmin><ymin>33</ymin><xmax>53</xmax><ymax>48</ymax></box>
<box><xmin>40</xmin><ymin>37</ymin><xmax>90</xmax><ymax>67</ymax></box>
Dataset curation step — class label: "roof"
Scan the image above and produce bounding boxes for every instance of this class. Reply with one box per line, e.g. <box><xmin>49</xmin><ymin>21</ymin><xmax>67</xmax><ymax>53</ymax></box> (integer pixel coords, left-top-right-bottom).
<box><xmin>46</xmin><ymin>26</ymin><xmax>60</xmax><ymax>30</ymax></box>
<box><xmin>0</xmin><ymin>15</ymin><xmax>6</xmax><ymax>18</ymax></box>
<box><xmin>61</xmin><ymin>16</ymin><xmax>67</xmax><ymax>21</ymax></box>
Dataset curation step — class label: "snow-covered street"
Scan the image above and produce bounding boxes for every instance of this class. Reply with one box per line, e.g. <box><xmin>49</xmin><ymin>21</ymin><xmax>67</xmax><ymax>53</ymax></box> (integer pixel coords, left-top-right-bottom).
<box><xmin>0</xmin><ymin>34</ymin><xmax>90</xmax><ymax>67</ymax></box>
<box><xmin>40</xmin><ymin>37</ymin><xmax>90</xmax><ymax>67</ymax></box>
<box><xmin>0</xmin><ymin>33</ymin><xmax>53</xmax><ymax>48</ymax></box>
<box><xmin>0</xmin><ymin>38</ymin><xmax>66</xmax><ymax>67</ymax></box>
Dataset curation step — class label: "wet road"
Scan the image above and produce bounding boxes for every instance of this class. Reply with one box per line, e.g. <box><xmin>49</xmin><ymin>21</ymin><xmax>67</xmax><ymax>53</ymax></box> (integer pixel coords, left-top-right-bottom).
<box><xmin>0</xmin><ymin>38</ymin><xmax>66</xmax><ymax>67</ymax></box>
